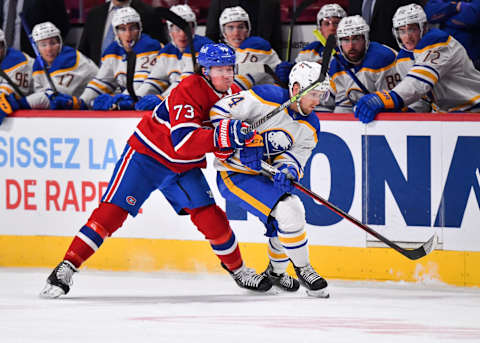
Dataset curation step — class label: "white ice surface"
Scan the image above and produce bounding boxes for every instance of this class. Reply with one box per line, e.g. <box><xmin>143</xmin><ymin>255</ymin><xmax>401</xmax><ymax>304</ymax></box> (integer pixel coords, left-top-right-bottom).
<box><xmin>1</xmin><ymin>268</ymin><xmax>480</xmax><ymax>343</ymax></box>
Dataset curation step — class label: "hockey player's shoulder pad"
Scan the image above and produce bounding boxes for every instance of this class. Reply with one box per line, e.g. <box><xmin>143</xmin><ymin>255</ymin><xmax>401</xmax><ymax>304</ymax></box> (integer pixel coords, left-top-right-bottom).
<box><xmin>415</xmin><ymin>28</ymin><xmax>450</xmax><ymax>51</ymax></box>
<box><xmin>102</xmin><ymin>41</ymin><xmax>123</xmax><ymax>59</ymax></box>
<box><xmin>239</xmin><ymin>36</ymin><xmax>272</xmax><ymax>52</ymax></box>
<box><xmin>300</xmin><ymin>41</ymin><xmax>323</xmax><ymax>52</ymax></box>
<box><xmin>1</xmin><ymin>47</ymin><xmax>28</xmax><ymax>70</ymax></box>
<box><xmin>34</xmin><ymin>46</ymin><xmax>77</xmax><ymax>73</ymax></box>
<box><xmin>185</xmin><ymin>35</ymin><xmax>214</xmax><ymax>54</ymax></box>
<box><xmin>300</xmin><ymin>111</ymin><xmax>321</xmax><ymax>134</ymax></box>
<box><xmin>328</xmin><ymin>54</ymin><xmax>349</xmax><ymax>77</ymax></box>
<box><xmin>362</xmin><ymin>42</ymin><xmax>397</xmax><ymax>70</ymax></box>
<box><xmin>397</xmin><ymin>49</ymin><xmax>414</xmax><ymax>61</ymax></box>
<box><xmin>250</xmin><ymin>84</ymin><xmax>288</xmax><ymax>105</ymax></box>
<box><xmin>132</xmin><ymin>34</ymin><xmax>162</xmax><ymax>54</ymax></box>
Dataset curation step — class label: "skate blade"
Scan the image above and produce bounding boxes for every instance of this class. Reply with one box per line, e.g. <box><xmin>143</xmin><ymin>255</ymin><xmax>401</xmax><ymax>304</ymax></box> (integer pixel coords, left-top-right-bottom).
<box><xmin>305</xmin><ymin>287</ymin><xmax>330</xmax><ymax>298</ymax></box>
<box><xmin>39</xmin><ymin>284</ymin><xmax>65</xmax><ymax>299</ymax></box>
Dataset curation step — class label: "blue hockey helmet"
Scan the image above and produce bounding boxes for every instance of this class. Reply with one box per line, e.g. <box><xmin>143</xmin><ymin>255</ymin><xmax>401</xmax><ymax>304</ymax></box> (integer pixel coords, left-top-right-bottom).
<box><xmin>198</xmin><ymin>43</ymin><xmax>236</xmax><ymax>76</ymax></box>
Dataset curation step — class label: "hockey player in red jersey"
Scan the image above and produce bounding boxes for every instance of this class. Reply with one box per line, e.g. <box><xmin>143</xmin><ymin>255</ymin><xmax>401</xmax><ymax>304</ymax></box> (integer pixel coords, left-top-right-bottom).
<box><xmin>40</xmin><ymin>43</ymin><xmax>272</xmax><ymax>298</ymax></box>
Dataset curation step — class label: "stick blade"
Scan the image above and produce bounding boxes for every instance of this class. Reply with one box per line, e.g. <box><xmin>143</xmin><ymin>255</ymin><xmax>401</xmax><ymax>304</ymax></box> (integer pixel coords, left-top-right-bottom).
<box><xmin>403</xmin><ymin>233</ymin><xmax>438</xmax><ymax>260</ymax></box>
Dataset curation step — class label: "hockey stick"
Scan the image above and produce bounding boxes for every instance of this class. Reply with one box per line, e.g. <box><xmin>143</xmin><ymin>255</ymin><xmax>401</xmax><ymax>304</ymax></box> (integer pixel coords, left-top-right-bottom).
<box><xmin>264</xmin><ymin>64</ymin><xmax>287</xmax><ymax>88</ymax></box>
<box><xmin>260</xmin><ymin>161</ymin><xmax>437</xmax><ymax>261</ymax></box>
<box><xmin>19</xmin><ymin>12</ymin><xmax>58</xmax><ymax>95</ymax></box>
<box><xmin>242</xmin><ymin>34</ymin><xmax>335</xmax><ymax>135</ymax></box>
<box><xmin>286</xmin><ymin>0</ymin><xmax>317</xmax><ymax>61</ymax></box>
<box><xmin>126</xmin><ymin>51</ymin><xmax>138</xmax><ymax>102</ymax></box>
<box><xmin>155</xmin><ymin>7</ymin><xmax>196</xmax><ymax>69</ymax></box>
<box><xmin>313</xmin><ymin>29</ymin><xmax>369</xmax><ymax>95</ymax></box>
<box><xmin>0</xmin><ymin>69</ymin><xmax>25</xmax><ymax>97</ymax></box>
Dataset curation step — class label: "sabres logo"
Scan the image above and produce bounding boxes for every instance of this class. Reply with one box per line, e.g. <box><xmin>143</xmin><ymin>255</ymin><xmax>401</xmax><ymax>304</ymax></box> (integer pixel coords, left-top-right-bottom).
<box><xmin>126</xmin><ymin>196</ymin><xmax>137</xmax><ymax>206</ymax></box>
<box><xmin>263</xmin><ymin>130</ymin><xmax>293</xmax><ymax>156</ymax></box>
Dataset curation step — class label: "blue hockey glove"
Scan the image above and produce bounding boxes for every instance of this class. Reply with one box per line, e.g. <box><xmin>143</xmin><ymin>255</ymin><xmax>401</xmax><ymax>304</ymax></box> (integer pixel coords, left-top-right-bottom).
<box><xmin>93</xmin><ymin>94</ymin><xmax>115</xmax><ymax>110</ymax></box>
<box><xmin>49</xmin><ymin>93</ymin><xmax>87</xmax><ymax>110</ymax></box>
<box><xmin>214</xmin><ymin>119</ymin><xmax>255</xmax><ymax>149</ymax></box>
<box><xmin>274</xmin><ymin>61</ymin><xmax>294</xmax><ymax>86</ymax></box>
<box><xmin>273</xmin><ymin>164</ymin><xmax>299</xmax><ymax>193</ymax></box>
<box><xmin>0</xmin><ymin>93</ymin><xmax>19</xmax><ymax>125</ymax></box>
<box><xmin>239</xmin><ymin>134</ymin><xmax>264</xmax><ymax>171</ymax></box>
<box><xmin>355</xmin><ymin>90</ymin><xmax>404</xmax><ymax>124</ymax></box>
<box><xmin>135</xmin><ymin>94</ymin><xmax>163</xmax><ymax>110</ymax></box>
<box><xmin>112</xmin><ymin>94</ymin><xmax>135</xmax><ymax>110</ymax></box>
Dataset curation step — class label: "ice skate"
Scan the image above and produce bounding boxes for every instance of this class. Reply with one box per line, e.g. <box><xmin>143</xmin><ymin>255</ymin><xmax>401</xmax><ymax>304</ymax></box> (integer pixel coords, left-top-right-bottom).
<box><xmin>262</xmin><ymin>262</ymin><xmax>299</xmax><ymax>292</ymax></box>
<box><xmin>40</xmin><ymin>261</ymin><xmax>78</xmax><ymax>298</ymax></box>
<box><xmin>294</xmin><ymin>264</ymin><xmax>329</xmax><ymax>298</ymax></box>
<box><xmin>222</xmin><ymin>263</ymin><xmax>272</xmax><ymax>292</ymax></box>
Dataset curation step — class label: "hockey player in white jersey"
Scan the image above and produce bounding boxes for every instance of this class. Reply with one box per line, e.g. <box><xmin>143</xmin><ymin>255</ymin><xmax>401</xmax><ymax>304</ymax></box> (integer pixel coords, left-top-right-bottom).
<box><xmin>134</xmin><ymin>4</ymin><xmax>213</xmax><ymax>110</ymax></box>
<box><xmin>0</xmin><ymin>29</ymin><xmax>34</xmax><ymax>125</ymax></box>
<box><xmin>70</xmin><ymin>7</ymin><xmax>161</xmax><ymax>110</ymax></box>
<box><xmin>219</xmin><ymin>6</ymin><xmax>281</xmax><ymax>86</ymax></box>
<box><xmin>0</xmin><ymin>22</ymin><xmax>98</xmax><ymax>112</ymax></box>
<box><xmin>327</xmin><ymin>15</ymin><xmax>399</xmax><ymax>113</ymax></box>
<box><xmin>211</xmin><ymin>61</ymin><xmax>330</xmax><ymax>297</ymax></box>
<box><xmin>295</xmin><ymin>3</ymin><xmax>346</xmax><ymax>64</ymax></box>
<box><xmin>355</xmin><ymin>3</ymin><xmax>480</xmax><ymax>123</ymax></box>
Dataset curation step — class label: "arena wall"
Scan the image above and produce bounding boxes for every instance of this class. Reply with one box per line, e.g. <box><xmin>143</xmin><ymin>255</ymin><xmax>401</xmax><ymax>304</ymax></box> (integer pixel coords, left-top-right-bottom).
<box><xmin>1</xmin><ymin>110</ymin><xmax>479</xmax><ymax>287</ymax></box>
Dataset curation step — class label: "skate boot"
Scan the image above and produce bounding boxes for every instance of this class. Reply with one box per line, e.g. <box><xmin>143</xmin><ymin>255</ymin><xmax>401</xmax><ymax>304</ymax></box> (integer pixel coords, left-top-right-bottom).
<box><xmin>221</xmin><ymin>263</ymin><xmax>272</xmax><ymax>292</ymax></box>
<box><xmin>40</xmin><ymin>260</ymin><xmax>78</xmax><ymax>298</ymax></box>
<box><xmin>294</xmin><ymin>264</ymin><xmax>329</xmax><ymax>298</ymax></box>
<box><xmin>262</xmin><ymin>262</ymin><xmax>299</xmax><ymax>292</ymax></box>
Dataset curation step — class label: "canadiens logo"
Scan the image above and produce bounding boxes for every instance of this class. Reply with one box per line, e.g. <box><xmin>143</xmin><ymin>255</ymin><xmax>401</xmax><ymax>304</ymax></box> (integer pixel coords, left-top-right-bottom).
<box><xmin>263</xmin><ymin>130</ymin><xmax>293</xmax><ymax>156</ymax></box>
<box><xmin>126</xmin><ymin>196</ymin><xmax>137</xmax><ymax>206</ymax></box>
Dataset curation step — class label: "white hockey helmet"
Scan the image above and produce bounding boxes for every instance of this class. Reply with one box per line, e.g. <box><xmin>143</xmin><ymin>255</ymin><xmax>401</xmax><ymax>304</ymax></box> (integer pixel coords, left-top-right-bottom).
<box><xmin>336</xmin><ymin>15</ymin><xmax>370</xmax><ymax>63</ymax></box>
<box><xmin>112</xmin><ymin>7</ymin><xmax>143</xmax><ymax>43</ymax></box>
<box><xmin>32</xmin><ymin>22</ymin><xmax>63</xmax><ymax>51</ymax></box>
<box><xmin>288</xmin><ymin>61</ymin><xmax>330</xmax><ymax>116</ymax></box>
<box><xmin>392</xmin><ymin>4</ymin><xmax>428</xmax><ymax>51</ymax></box>
<box><xmin>168</xmin><ymin>4</ymin><xmax>197</xmax><ymax>33</ymax></box>
<box><xmin>219</xmin><ymin>6</ymin><xmax>251</xmax><ymax>39</ymax></box>
<box><xmin>316</xmin><ymin>4</ymin><xmax>347</xmax><ymax>29</ymax></box>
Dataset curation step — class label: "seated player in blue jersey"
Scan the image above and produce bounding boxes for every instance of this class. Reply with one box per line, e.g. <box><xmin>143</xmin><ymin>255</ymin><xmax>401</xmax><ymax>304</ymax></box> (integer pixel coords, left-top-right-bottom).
<box><xmin>0</xmin><ymin>28</ymin><xmax>34</xmax><ymax>125</ymax></box>
<box><xmin>134</xmin><ymin>4</ymin><xmax>214</xmax><ymax>110</ymax></box>
<box><xmin>0</xmin><ymin>22</ymin><xmax>98</xmax><ymax>115</ymax></box>
<box><xmin>326</xmin><ymin>15</ymin><xmax>399</xmax><ymax>113</ymax></box>
<box><xmin>211</xmin><ymin>61</ymin><xmax>331</xmax><ymax>298</ymax></box>
<box><xmin>355</xmin><ymin>3</ymin><xmax>480</xmax><ymax>122</ymax></box>
<box><xmin>40</xmin><ymin>43</ymin><xmax>272</xmax><ymax>299</ymax></box>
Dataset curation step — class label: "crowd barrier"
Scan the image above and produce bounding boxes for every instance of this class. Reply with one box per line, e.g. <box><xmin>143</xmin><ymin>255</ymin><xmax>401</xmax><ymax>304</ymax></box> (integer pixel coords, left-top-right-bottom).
<box><xmin>1</xmin><ymin>110</ymin><xmax>479</xmax><ymax>287</ymax></box>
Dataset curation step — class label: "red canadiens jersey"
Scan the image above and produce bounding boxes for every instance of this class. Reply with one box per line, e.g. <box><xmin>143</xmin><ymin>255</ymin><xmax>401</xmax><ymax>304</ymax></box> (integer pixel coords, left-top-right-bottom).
<box><xmin>128</xmin><ymin>74</ymin><xmax>241</xmax><ymax>173</ymax></box>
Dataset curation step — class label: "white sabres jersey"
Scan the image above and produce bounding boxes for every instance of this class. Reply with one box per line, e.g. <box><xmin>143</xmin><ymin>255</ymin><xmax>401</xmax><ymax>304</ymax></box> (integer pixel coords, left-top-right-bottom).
<box><xmin>135</xmin><ymin>35</ymin><xmax>213</xmax><ymax>98</ymax></box>
<box><xmin>210</xmin><ymin>84</ymin><xmax>320</xmax><ymax>177</ymax></box>
<box><xmin>395</xmin><ymin>49</ymin><xmax>431</xmax><ymax>112</ymax></box>
<box><xmin>0</xmin><ymin>48</ymin><xmax>34</xmax><ymax>97</ymax></box>
<box><xmin>393</xmin><ymin>29</ymin><xmax>480</xmax><ymax>112</ymax></box>
<box><xmin>25</xmin><ymin>46</ymin><xmax>98</xmax><ymax>109</ymax></box>
<box><xmin>328</xmin><ymin>42</ymin><xmax>399</xmax><ymax>113</ymax></box>
<box><xmin>234</xmin><ymin>36</ymin><xmax>282</xmax><ymax>86</ymax></box>
<box><xmin>81</xmin><ymin>34</ymin><xmax>161</xmax><ymax>107</ymax></box>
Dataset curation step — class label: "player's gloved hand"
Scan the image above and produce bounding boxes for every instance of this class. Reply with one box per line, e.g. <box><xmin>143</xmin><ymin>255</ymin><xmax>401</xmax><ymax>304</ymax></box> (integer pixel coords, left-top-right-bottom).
<box><xmin>93</xmin><ymin>94</ymin><xmax>115</xmax><ymax>110</ymax></box>
<box><xmin>355</xmin><ymin>90</ymin><xmax>403</xmax><ymax>124</ymax></box>
<box><xmin>135</xmin><ymin>94</ymin><xmax>163</xmax><ymax>110</ymax></box>
<box><xmin>273</xmin><ymin>164</ymin><xmax>299</xmax><ymax>193</ymax></box>
<box><xmin>275</xmin><ymin>61</ymin><xmax>294</xmax><ymax>86</ymax></box>
<box><xmin>112</xmin><ymin>94</ymin><xmax>135</xmax><ymax>110</ymax></box>
<box><xmin>239</xmin><ymin>133</ymin><xmax>264</xmax><ymax>171</ymax></box>
<box><xmin>0</xmin><ymin>93</ymin><xmax>20</xmax><ymax>125</ymax></box>
<box><xmin>214</xmin><ymin>119</ymin><xmax>255</xmax><ymax>149</ymax></box>
<box><xmin>49</xmin><ymin>93</ymin><xmax>87</xmax><ymax>110</ymax></box>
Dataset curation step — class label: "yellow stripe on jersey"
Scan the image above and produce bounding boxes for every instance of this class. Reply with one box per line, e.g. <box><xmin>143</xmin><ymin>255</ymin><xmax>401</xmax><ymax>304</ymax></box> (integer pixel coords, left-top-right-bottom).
<box><xmin>237</xmin><ymin>48</ymin><xmax>273</xmax><ymax>55</ymax></box>
<box><xmin>278</xmin><ymin>231</ymin><xmax>307</xmax><ymax>244</ymax></box>
<box><xmin>236</xmin><ymin>74</ymin><xmax>253</xmax><ymax>89</ymax></box>
<box><xmin>449</xmin><ymin>94</ymin><xmax>480</xmax><ymax>112</ymax></box>
<box><xmin>51</xmin><ymin>51</ymin><xmax>80</xmax><ymax>76</ymax></box>
<box><xmin>89</xmin><ymin>80</ymin><xmax>114</xmax><ymax>94</ymax></box>
<box><xmin>4</xmin><ymin>59</ymin><xmax>28</xmax><ymax>73</ymax></box>
<box><xmin>137</xmin><ymin>51</ymin><xmax>158</xmax><ymax>58</ymax></box>
<box><xmin>410</xmin><ymin>68</ymin><xmax>439</xmax><ymax>84</ymax></box>
<box><xmin>0</xmin><ymin>85</ymin><xmax>13</xmax><ymax>94</ymax></box>
<box><xmin>32</xmin><ymin>70</ymin><xmax>44</xmax><ymax>77</ymax></box>
<box><xmin>331</xmin><ymin>70</ymin><xmax>347</xmax><ymax>84</ymax></box>
<box><xmin>298</xmin><ymin>120</ymin><xmax>318</xmax><ymax>143</ymax></box>
<box><xmin>359</xmin><ymin>60</ymin><xmax>396</xmax><ymax>74</ymax></box>
<box><xmin>248</xmin><ymin>89</ymin><xmax>285</xmax><ymax>110</ymax></box>
<box><xmin>396</xmin><ymin>57</ymin><xmax>412</xmax><ymax>64</ymax></box>
<box><xmin>298</xmin><ymin>49</ymin><xmax>320</xmax><ymax>57</ymax></box>
<box><xmin>414</xmin><ymin>36</ymin><xmax>452</xmax><ymax>54</ymax></box>
<box><xmin>101</xmin><ymin>54</ymin><xmax>123</xmax><ymax>62</ymax></box>
<box><xmin>220</xmin><ymin>171</ymin><xmax>271</xmax><ymax>216</ymax></box>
